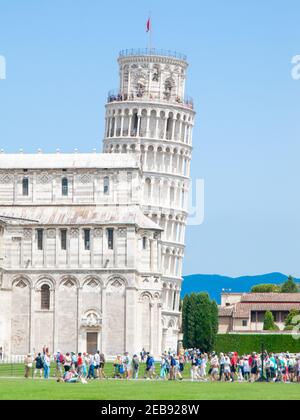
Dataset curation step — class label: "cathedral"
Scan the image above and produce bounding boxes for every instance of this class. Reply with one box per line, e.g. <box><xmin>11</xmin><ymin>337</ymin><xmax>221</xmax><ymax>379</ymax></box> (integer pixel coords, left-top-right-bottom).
<box><xmin>0</xmin><ymin>48</ymin><xmax>195</xmax><ymax>357</ymax></box>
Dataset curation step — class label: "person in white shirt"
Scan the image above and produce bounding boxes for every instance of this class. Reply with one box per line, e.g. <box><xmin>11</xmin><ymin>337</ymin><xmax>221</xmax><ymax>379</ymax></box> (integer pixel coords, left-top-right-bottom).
<box><xmin>210</xmin><ymin>353</ymin><xmax>219</xmax><ymax>382</ymax></box>
<box><xmin>223</xmin><ymin>355</ymin><xmax>231</xmax><ymax>382</ymax></box>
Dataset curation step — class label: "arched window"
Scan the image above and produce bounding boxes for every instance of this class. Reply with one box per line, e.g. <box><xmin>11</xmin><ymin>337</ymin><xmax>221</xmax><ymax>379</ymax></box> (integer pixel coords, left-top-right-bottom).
<box><xmin>22</xmin><ymin>178</ymin><xmax>29</xmax><ymax>196</ymax></box>
<box><xmin>41</xmin><ymin>284</ymin><xmax>50</xmax><ymax>310</ymax></box>
<box><xmin>104</xmin><ymin>177</ymin><xmax>110</xmax><ymax>195</ymax></box>
<box><xmin>62</xmin><ymin>177</ymin><xmax>68</xmax><ymax>196</ymax></box>
<box><xmin>143</xmin><ymin>237</ymin><xmax>147</xmax><ymax>250</ymax></box>
<box><xmin>131</xmin><ymin>112</ymin><xmax>139</xmax><ymax>136</ymax></box>
<box><xmin>164</xmin><ymin>78</ymin><xmax>174</xmax><ymax>100</ymax></box>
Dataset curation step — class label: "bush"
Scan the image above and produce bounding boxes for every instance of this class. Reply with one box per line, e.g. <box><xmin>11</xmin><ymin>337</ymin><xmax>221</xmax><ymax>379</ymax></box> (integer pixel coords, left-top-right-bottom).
<box><xmin>285</xmin><ymin>310</ymin><xmax>300</xmax><ymax>328</ymax></box>
<box><xmin>215</xmin><ymin>334</ymin><xmax>300</xmax><ymax>354</ymax></box>
<box><xmin>284</xmin><ymin>325</ymin><xmax>295</xmax><ymax>331</ymax></box>
<box><xmin>251</xmin><ymin>284</ymin><xmax>280</xmax><ymax>293</ymax></box>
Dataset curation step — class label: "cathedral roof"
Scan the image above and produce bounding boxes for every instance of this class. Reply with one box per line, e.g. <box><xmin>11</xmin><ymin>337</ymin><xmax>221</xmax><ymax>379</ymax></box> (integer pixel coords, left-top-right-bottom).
<box><xmin>0</xmin><ymin>153</ymin><xmax>139</xmax><ymax>170</ymax></box>
<box><xmin>0</xmin><ymin>206</ymin><xmax>162</xmax><ymax>231</ymax></box>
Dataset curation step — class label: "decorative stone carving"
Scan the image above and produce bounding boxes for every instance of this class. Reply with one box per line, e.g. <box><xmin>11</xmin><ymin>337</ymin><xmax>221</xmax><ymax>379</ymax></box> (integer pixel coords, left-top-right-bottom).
<box><xmin>111</xmin><ymin>279</ymin><xmax>123</xmax><ymax>289</ymax></box>
<box><xmin>47</xmin><ymin>229</ymin><xmax>56</xmax><ymax>239</ymax></box>
<box><xmin>79</xmin><ymin>174</ymin><xmax>91</xmax><ymax>184</ymax></box>
<box><xmin>63</xmin><ymin>279</ymin><xmax>75</xmax><ymax>288</ymax></box>
<box><xmin>15</xmin><ymin>280</ymin><xmax>27</xmax><ymax>289</ymax></box>
<box><xmin>0</xmin><ymin>173</ymin><xmax>13</xmax><ymax>184</ymax></box>
<box><xmin>23</xmin><ymin>229</ymin><xmax>32</xmax><ymax>240</ymax></box>
<box><xmin>38</xmin><ymin>172</ymin><xmax>51</xmax><ymax>184</ymax></box>
<box><xmin>70</xmin><ymin>228</ymin><xmax>79</xmax><ymax>238</ymax></box>
<box><xmin>118</xmin><ymin>228</ymin><xmax>127</xmax><ymax>238</ymax></box>
<box><xmin>12</xmin><ymin>237</ymin><xmax>22</xmax><ymax>242</ymax></box>
<box><xmin>81</xmin><ymin>311</ymin><xmax>102</xmax><ymax>328</ymax></box>
<box><xmin>94</xmin><ymin>229</ymin><xmax>103</xmax><ymax>238</ymax></box>
<box><xmin>86</xmin><ymin>279</ymin><xmax>99</xmax><ymax>289</ymax></box>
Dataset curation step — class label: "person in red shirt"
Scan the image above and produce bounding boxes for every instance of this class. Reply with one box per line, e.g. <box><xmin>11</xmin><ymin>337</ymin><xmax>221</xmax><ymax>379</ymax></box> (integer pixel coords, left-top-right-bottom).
<box><xmin>230</xmin><ymin>352</ymin><xmax>238</xmax><ymax>382</ymax></box>
<box><xmin>77</xmin><ymin>353</ymin><xmax>83</xmax><ymax>378</ymax></box>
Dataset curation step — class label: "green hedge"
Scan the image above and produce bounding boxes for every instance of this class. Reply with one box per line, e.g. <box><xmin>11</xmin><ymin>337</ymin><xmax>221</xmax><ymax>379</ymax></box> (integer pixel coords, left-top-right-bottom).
<box><xmin>215</xmin><ymin>334</ymin><xmax>300</xmax><ymax>354</ymax></box>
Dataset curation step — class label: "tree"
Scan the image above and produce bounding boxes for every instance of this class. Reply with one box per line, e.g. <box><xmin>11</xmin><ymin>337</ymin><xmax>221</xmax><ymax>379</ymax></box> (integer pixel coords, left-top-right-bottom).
<box><xmin>251</xmin><ymin>284</ymin><xmax>280</xmax><ymax>293</ymax></box>
<box><xmin>263</xmin><ymin>311</ymin><xmax>279</xmax><ymax>331</ymax></box>
<box><xmin>182</xmin><ymin>292</ymin><xmax>219</xmax><ymax>352</ymax></box>
<box><xmin>284</xmin><ymin>309</ymin><xmax>300</xmax><ymax>330</ymax></box>
<box><xmin>281</xmin><ymin>276</ymin><xmax>299</xmax><ymax>293</ymax></box>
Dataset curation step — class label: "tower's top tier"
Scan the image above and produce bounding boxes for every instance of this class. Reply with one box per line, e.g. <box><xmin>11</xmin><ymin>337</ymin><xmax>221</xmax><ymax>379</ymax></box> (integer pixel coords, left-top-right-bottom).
<box><xmin>108</xmin><ymin>48</ymin><xmax>193</xmax><ymax>110</ymax></box>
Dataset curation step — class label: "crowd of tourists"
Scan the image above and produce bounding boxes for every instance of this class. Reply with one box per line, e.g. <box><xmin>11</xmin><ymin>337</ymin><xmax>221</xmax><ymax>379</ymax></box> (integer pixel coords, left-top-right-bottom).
<box><xmin>22</xmin><ymin>346</ymin><xmax>300</xmax><ymax>384</ymax></box>
<box><xmin>186</xmin><ymin>349</ymin><xmax>300</xmax><ymax>383</ymax></box>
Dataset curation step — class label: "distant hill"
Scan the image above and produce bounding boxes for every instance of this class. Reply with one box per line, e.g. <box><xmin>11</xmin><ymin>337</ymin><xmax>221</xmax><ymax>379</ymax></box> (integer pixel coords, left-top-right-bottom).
<box><xmin>181</xmin><ymin>273</ymin><xmax>300</xmax><ymax>304</ymax></box>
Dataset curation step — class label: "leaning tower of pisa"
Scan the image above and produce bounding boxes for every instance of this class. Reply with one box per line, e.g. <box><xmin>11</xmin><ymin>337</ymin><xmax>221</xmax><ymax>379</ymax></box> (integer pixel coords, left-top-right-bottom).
<box><xmin>103</xmin><ymin>48</ymin><xmax>195</xmax><ymax>352</ymax></box>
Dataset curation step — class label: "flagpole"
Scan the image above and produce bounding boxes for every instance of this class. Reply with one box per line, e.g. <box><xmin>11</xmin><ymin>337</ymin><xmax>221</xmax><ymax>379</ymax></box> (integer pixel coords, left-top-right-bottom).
<box><xmin>147</xmin><ymin>13</ymin><xmax>152</xmax><ymax>53</ymax></box>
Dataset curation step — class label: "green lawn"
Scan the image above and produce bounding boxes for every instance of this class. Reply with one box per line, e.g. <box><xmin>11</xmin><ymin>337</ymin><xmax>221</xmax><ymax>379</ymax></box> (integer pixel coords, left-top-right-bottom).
<box><xmin>0</xmin><ymin>378</ymin><xmax>299</xmax><ymax>400</ymax></box>
<box><xmin>1</xmin><ymin>363</ymin><xmax>299</xmax><ymax>400</ymax></box>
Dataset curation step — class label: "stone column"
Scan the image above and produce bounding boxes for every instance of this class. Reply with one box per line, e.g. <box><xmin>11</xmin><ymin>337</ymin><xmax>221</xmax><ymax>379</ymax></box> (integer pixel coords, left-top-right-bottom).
<box><xmin>125</xmin><ymin>287</ymin><xmax>137</xmax><ymax>355</ymax></box>
<box><xmin>101</xmin><ymin>287</ymin><xmax>107</xmax><ymax>354</ymax></box>
<box><xmin>171</xmin><ymin>117</ymin><xmax>176</xmax><ymax>140</ymax></box>
<box><xmin>137</xmin><ymin>113</ymin><xmax>141</xmax><ymax>137</ymax></box>
<box><xmin>90</xmin><ymin>229</ymin><xmax>94</xmax><ymax>269</ymax></box>
<box><xmin>150</xmin><ymin>302</ymin><xmax>155</xmax><ymax>355</ymax></box>
<box><xmin>146</xmin><ymin>112</ymin><xmax>151</xmax><ymax>137</ymax></box>
<box><xmin>179</xmin><ymin>119</ymin><xmax>183</xmax><ymax>142</ymax></box>
<box><xmin>29</xmin><ymin>285</ymin><xmax>34</xmax><ymax>353</ymax></box>
<box><xmin>149</xmin><ymin>239</ymin><xmax>155</xmax><ymax>272</ymax></box>
<box><xmin>164</xmin><ymin>117</ymin><xmax>168</xmax><ymax>140</ymax></box>
<box><xmin>53</xmin><ymin>283</ymin><xmax>59</xmax><ymax>352</ymax></box>
<box><xmin>77</xmin><ymin>286</ymin><xmax>82</xmax><ymax>353</ymax></box>
<box><xmin>67</xmin><ymin>228</ymin><xmax>71</xmax><ymax>268</ymax></box>
<box><xmin>157</xmin><ymin>303</ymin><xmax>163</xmax><ymax>356</ymax></box>
<box><xmin>55</xmin><ymin>228</ymin><xmax>59</xmax><ymax>268</ymax></box>
<box><xmin>128</xmin><ymin>111</ymin><xmax>132</xmax><ymax>137</ymax></box>
<box><xmin>155</xmin><ymin>116</ymin><xmax>160</xmax><ymax>138</ymax></box>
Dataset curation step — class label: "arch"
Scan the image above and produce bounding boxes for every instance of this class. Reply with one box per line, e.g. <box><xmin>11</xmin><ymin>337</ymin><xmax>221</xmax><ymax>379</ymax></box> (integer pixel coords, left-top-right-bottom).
<box><xmin>59</xmin><ymin>275</ymin><xmax>79</xmax><ymax>289</ymax></box>
<box><xmin>82</xmin><ymin>275</ymin><xmax>103</xmax><ymax>289</ymax></box>
<box><xmin>152</xmin><ymin>64</ymin><xmax>160</xmax><ymax>82</ymax></box>
<box><xmin>164</xmin><ymin>77</ymin><xmax>176</xmax><ymax>100</ymax></box>
<box><xmin>131</xmin><ymin>109</ymin><xmax>139</xmax><ymax>137</ymax></box>
<box><xmin>12</xmin><ymin>275</ymin><xmax>32</xmax><ymax>289</ymax></box>
<box><xmin>139</xmin><ymin>291</ymin><xmax>153</xmax><ymax>302</ymax></box>
<box><xmin>168</xmin><ymin>318</ymin><xmax>176</xmax><ymax>329</ymax></box>
<box><xmin>106</xmin><ymin>275</ymin><xmax>128</xmax><ymax>289</ymax></box>
<box><xmin>35</xmin><ymin>276</ymin><xmax>55</xmax><ymax>291</ymax></box>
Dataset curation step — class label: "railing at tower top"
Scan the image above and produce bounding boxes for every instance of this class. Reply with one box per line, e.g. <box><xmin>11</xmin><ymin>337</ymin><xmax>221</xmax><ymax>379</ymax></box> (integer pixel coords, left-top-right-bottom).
<box><xmin>119</xmin><ymin>48</ymin><xmax>187</xmax><ymax>61</ymax></box>
<box><xmin>107</xmin><ymin>90</ymin><xmax>194</xmax><ymax>110</ymax></box>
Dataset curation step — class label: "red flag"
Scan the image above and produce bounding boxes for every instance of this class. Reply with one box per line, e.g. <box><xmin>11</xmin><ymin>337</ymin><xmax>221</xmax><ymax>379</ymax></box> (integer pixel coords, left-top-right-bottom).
<box><xmin>146</xmin><ymin>18</ymin><xmax>151</xmax><ymax>33</ymax></box>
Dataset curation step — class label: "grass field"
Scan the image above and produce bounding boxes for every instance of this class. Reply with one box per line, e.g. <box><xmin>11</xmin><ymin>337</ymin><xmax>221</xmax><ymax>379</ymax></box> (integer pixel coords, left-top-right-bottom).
<box><xmin>0</xmin><ymin>378</ymin><xmax>300</xmax><ymax>400</ymax></box>
<box><xmin>1</xmin><ymin>362</ymin><xmax>300</xmax><ymax>400</ymax></box>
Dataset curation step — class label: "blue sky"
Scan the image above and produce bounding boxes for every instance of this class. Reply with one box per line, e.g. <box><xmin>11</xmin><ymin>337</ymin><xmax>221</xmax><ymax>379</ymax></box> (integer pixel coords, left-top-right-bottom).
<box><xmin>0</xmin><ymin>0</ymin><xmax>299</xmax><ymax>277</ymax></box>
